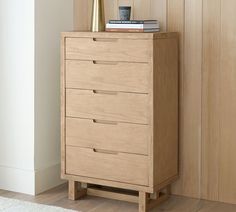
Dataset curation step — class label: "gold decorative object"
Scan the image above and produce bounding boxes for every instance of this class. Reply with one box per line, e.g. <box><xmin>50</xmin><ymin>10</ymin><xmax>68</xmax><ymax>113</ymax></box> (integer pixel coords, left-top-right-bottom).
<box><xmin>91</xmin><ymin>0</ymin><xmax>105</xmax><ymax>32</ymax></box>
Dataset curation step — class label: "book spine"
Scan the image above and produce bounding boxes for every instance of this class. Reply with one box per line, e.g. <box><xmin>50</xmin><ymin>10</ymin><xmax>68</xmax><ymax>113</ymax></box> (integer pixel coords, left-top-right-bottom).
<box><xmin>106</xmin><ymin>23</ymin><xmax>144</xmax><ymax>29</ymax></box>
<box><xmin>106</xmin><ymin>28</ymin><xmax>145</xmax><ymax>32</ymax></box>
<box><xmin>109</xmin><ymin>20</ymin><xmax>145</xmax><ymax>24</ymax></box>
<box><xmin>106</xmin><ymin>23</ymin><xmax>160</xmax><ymax>29</ymax></box>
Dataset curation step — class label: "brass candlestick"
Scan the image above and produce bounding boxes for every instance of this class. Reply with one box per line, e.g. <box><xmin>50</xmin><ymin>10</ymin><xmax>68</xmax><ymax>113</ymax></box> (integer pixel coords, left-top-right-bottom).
<box><xmin>91</xmin><ymin>0</ymin><xmax>105</xmax><ymax>32</ymax></box>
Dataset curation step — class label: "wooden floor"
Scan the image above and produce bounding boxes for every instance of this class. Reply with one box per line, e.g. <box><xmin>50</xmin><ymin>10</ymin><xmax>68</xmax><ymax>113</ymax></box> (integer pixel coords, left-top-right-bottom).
<box><xmin>0</xmin><ymin>184</ymin><xmax>236</xmax><ymax>212</ymax></box>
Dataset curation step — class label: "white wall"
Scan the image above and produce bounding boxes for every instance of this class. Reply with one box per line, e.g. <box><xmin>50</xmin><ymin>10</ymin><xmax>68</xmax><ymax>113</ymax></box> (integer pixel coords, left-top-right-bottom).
<box><xmin>0</xmin><ymin>0</ymin><xmax>35</xmax><ymax>194</ymax></box>
<box><xmin>34</xmin><ymin>0</ymin><xmax>73</xmax><ymax>194</ymax></box>
<box><xmin>0</xmin><ymin>0</ymin><xmax>73</xmax><ymax>195</ymax></box>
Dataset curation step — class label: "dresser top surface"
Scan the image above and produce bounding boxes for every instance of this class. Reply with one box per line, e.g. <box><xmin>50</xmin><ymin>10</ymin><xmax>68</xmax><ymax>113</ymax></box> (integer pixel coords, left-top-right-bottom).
<box><xmin>61</xmin><ymin>31</ymin><xmax>178</xmax><ymax>40</ymax></box>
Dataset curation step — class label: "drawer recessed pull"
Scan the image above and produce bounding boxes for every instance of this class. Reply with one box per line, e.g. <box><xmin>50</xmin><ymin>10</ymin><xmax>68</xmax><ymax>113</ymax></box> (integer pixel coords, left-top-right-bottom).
<box><xmin>92</xmin><ymin>119</ymin><xmax>118</xmax><ymax>125</ymax></box>
<box><xmin>92</xmin><ymin>90</ymin><xmax>118</xmax><ymax>95</ymax></box>
<box><xmin>92</xmin><ymin>38</ymin><xmax>118</xmax><ymax>42</ymax></box>
<box><xmin>93</xmin><ymin>148</ymin><xmax>118</xmax><ymax>155</ymax></box>
<box><xmin>92</xmin><ymin>60</ymin><xmax>118</xmax><ymax>65</ymax></box>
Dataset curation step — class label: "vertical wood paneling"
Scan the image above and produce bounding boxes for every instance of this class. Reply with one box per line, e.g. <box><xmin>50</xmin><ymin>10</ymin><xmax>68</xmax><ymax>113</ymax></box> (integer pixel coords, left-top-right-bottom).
<box><xmin>201</xmin><ymin>0</ymin><xmax>221</xmax><ymax>201</ymax></box>
<box><xmin>167</xmin><ymin>0</ymin><xmax>185</xmax><ymax>196</ymax></box>
<box><xmin>74</xmin><ymin>0</ymin><xmax>167</xmax><ymax>31</ymax></box>
<box><xmin>168</xmin><ymin>0</ymin><xmax>202</xmax><ymax>198</ymax></box>
<box><xmin>87</xmin><ymin>0</ymin><xmax>92</xmax><ymax>30</ymax></box>
<box><xmin>74</xmin><ymin>0</ymin><xmax>167</xmax><ymax>32</ymax></box>
<box><xmin>133</xmin><ymin>0</ymin><xmax>151</xmax><ymax>20</ymax></box>
<box><xmin>104</xmin><ymin>0</ymin><xmax>118</xmax><ymax>22</ymax></box>
<box><xmin>74</xmin><ymin>0</ymin><xmax>89</xmax><ymax>30</ymax></box>
<box><xmin>74</xmin><ymin>0</ymin><xmax>117</xmax><ymax>30</ymax></box>
<box><xmin>73</xmin><ymin>0</ymin><xmax>236</xmax><ymax>204</ymax></box>
<box><xmin>219</xmin><ymin>0</ymin><xmax>236</xmax><ymax>204</ymax></box>
<box><xmin>150</xmin><ymin>0</ymin><xmax>166</xmax><ymax>30</ymax></box>
<box><xmin>182</xmin><ymin>0</ymin><xmax>202</xmax><ymax>198</ymax></box>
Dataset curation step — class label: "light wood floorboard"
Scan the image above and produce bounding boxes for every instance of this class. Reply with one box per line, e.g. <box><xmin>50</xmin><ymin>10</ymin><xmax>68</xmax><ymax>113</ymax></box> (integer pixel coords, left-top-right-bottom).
<box><xmin>0</xmin><ymin>184</ymin><xmax>236</xmax><ymax>212</ymax></box>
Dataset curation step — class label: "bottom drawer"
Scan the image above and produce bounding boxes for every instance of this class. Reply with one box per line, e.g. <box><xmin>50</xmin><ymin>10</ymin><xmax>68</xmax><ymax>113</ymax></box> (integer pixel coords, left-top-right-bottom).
<box><xmin>66</xmin><ymin>146</ymin><xmax>149</xmax><ymax>186</ymax></box>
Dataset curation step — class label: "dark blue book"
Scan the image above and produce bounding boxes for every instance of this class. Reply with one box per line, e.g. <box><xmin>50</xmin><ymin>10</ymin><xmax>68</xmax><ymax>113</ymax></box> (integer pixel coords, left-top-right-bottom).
<box><xmin>109</xmin><ymin>20</ymin><xmax>157</xmax><ymax>24</ymax></box>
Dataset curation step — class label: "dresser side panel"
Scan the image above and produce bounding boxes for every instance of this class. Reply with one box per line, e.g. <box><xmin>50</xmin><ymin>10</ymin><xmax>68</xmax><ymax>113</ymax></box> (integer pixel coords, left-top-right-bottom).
<box><xmin>153</xmin><ymin>37</ymin><xmax>179</xmax><ymax>188</ymax></box>
<box><xmin>61</xmin><ymin>35</ymin><xmax>66</xmax><ymax>175</ymax></box>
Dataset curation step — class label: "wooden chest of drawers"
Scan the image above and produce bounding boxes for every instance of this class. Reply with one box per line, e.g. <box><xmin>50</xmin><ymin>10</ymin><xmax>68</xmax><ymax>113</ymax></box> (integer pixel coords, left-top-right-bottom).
<box><xmin>61</xmin><ymin>32</ymin><xmax>178</xmax><ymax>212</ymax></box>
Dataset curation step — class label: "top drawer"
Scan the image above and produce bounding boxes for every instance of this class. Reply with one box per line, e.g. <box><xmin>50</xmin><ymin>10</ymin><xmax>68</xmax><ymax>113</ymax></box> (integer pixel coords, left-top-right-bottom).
<box><xmin>65</xmin><ymin>37</ymin><xmax>151</xmax><ymax>62</ymax></box>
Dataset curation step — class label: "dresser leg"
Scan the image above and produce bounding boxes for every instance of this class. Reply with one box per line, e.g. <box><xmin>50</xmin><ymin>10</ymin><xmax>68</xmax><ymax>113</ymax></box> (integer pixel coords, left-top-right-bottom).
<box><xmin>68</xmin><ymin>181</ymin><xmax>87</xmax><ymax>200</ymax></box>
<box><xmin>68</xmin><ymin>181</ymin><xmax>78</xmax><ymax>200</ymax></box>
<box><xmin>139</xmin><ymin>191</ymin><xmax>148</xmax><ymax>212</ymax></box>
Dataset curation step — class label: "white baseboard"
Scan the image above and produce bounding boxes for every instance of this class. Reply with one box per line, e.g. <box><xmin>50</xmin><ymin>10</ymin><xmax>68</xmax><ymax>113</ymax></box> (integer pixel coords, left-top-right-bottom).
<box><xmin>0</xmin><ymin>165</ymin><xmax>35</xmax><ymax>195</ymax></box>
<box><xmin>0</xmin><ymin>164</ymin><xmax>64</xmax><ymax>195</ymax></box>
<box><xmin>35</xmin><ymin>163</ymin><xmax>65</xmax><ymax>195</ymax></box>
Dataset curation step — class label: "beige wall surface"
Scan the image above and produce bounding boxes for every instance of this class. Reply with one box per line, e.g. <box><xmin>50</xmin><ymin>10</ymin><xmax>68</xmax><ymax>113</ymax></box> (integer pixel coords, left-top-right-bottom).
<box><xmin>74</xmin><ymin>0</ymin><xmax>236</xmax><ymax>205</ymax></box>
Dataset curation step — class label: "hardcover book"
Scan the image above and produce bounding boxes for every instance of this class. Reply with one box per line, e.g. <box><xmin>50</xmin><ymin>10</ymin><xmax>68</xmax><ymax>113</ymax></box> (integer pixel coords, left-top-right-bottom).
<box><xmin>109</xmin><ymin>20</ymin><xmax>158</xmax><ymax>24</ymax></box>
<box><xmin>106</xmin><ymin>28</ymin><xmax>160</xmax><ymax>32</ymax></box>
<box><xmin>106</xmin><ymin>23</ymin><xmax>160</xmax><ymax>29</ymax></box>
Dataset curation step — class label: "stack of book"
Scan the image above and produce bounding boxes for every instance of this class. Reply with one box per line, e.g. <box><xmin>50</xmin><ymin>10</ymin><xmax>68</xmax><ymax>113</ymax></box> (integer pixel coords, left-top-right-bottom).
<box><xmin>106</xmin><ymin>20</ymin><xmax>160</xmax><ymax>32</ymax></box>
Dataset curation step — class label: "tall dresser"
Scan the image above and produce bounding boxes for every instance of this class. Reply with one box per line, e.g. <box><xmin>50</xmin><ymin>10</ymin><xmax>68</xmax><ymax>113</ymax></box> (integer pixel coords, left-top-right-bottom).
<box><xmin>61</xmin><ymin>32</ymin><xmax>178</xmax><ymax>212</ymax></box>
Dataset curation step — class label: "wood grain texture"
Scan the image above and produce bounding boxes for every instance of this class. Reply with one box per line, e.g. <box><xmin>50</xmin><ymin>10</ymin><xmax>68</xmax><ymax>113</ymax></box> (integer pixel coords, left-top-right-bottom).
<box><xmin>3</xmin><ymin>185</ymin><xmax>236</xmax><ymax>212</ymax></box>
<box><xmin>87</xmin><ymin>0</ymin><xmax>92</xmax><ymax>30</ymax></box>
<box><xmin>66</xmin><ymin>146</ymin><xmax>149</xmax><ymax>186</ymax></box>
<box><xmin>65</xmin><ymin>37</ymin><xmax>152</xmax><ymax>62</ymax></box>
<box><xmin>168</xmin><ymin>0</ymin><xmax>236</xmax><ymax>204</ymax></box>
<box><xmin>201</xmin><ymin>0</ymin><xmax>221</xmax><ymax>201</ymax></box>
<box><xmin>68</xmin><ymin>181</ymin><xmax>79</xmax><ymax>200</ymax></box>
<box><xmin>87</xmin><ymin>187</ymin><xmax>139</xmax><ymax>203</ymax></box>
<box><xmin>166</xmin><ymin>0</ymin><xmax>185</xmax><ymax>197</ymax></box>
<box><xmin>133</xmin><ymin>0</ymin><xmax>151</xmax><ymax>20</ymax></box>
<box><xmin>74</xmin><ymin>0</ymin><xmax>112</xmax><ymax>30</ymax></box>
<box><xmin>168</xmin><ymin>0</ymin><xmax>202</xmax><ymax>198</ymax></box>
<box><xmin>74</xmin><ymin>0</ymin><xmax>90</xmax><ymax>30</ymax></box>
<box><xmin>181</xmin><ymin>0</ymin><xmax>202</xmax><ymax>198</ymax></box>
<box><xmin>74</xmin><ymin>0</ymin><xmax>117</xmax><ymax>30</ymax></box>
<box><xmin>139</xmin><ymin>191</ymin><xmax>148</xmax><ymax>212</ymax></box>
<box><xmin>61</xmin><ymin>32</ymin><xmax>179</xmax><ymax>205</ymax></box>
<box><xmin>60</xmin><ymin>35</ymin><xmax>66</xmax><ymax>176</ymax></box>
<box><xmin>62</xmin><ymin>31</ymin><xmax>177</xmax><ymax>39</ymax></box>
<box><xmin>153</xmin><ymin>38</ymin><xmax>179</xmax><ymax>187</ymax></box>
<box><xmin>219</xmin><ymin>0</ymin><xmax>236</xmax><ymax>204</ymax></box>
<box><xmin>65</xmin><ymin>60</ymin><xmax>151</xmax><ymax>93</ymax></box>
<box><xmin>66</xmin><ymin>89</ymin><xmax>149</xmax><ymax>124</ymax></box>
<box><xmin>74</xmin><ymin>0</ymin><xmax>167</xmax><ymax>32</ymax></box>
<box><xmin>73</xmin><ymin>0</ymin><xmax>236</xmax><ymax>204</ymax></box>
<box><xmin>104</xmin><ymin>0</ymin><xmax>117</xmax><ymax>23</ymax></box>
<box><xmin>63</xmin><ymin>173</ymin><xmax>153</xmax><ymax>193</ymax></box>
<box><xmin>66</xmin><ymin>117</ymin><xmax>150</xmax><ymax>155</ymax></box>
<box><xmin>150</xmin><ymin>0</ymin><xmax>166</xmax><ymax>30</ymax></box>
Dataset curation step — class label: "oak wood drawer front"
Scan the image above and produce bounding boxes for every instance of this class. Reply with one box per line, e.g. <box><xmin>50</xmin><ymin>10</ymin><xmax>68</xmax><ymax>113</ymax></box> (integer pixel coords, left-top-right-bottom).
<box><xmin>66</xmin><ymin>118</ymin><xmax>149</xmax><ymax>155</ymax></box>
<box><xmin>66</xmin><ymin>146</ymin><xmax>149</xmax><ymax>186</ymax></box>
<box><xmin>66</xmin><ymin>60</ymin><xmax>150</xmax><ymax>93</ymax></box>
<box><xmin>66</xmin><ymin>89</ymin><xmax>149</xmax><ymax>124</ymax></box>
<box><xmin>65</xmin><ymin>37</ymin><xmax>151</xmax><ymax>62</ymax></box>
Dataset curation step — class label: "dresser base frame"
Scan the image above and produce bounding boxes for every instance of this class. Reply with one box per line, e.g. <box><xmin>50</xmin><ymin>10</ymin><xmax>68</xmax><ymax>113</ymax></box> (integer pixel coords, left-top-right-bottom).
<box><xmin>68</xmin><ymin>180</ymin><xmax>170</xmax><ymax>212</ymax></box>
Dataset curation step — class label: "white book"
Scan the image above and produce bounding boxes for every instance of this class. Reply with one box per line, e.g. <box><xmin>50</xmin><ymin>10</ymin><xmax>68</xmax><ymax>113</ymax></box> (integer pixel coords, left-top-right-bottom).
<box><xmin>106</xmin><ymin>23</ymin><xmax>160</xmax><ymax>29</ymax></box>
